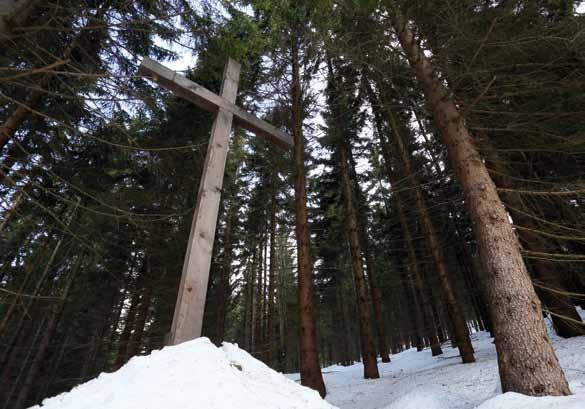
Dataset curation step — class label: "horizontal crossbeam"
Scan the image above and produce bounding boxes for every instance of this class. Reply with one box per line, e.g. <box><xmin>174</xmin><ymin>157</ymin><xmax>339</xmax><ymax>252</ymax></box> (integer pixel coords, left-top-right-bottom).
<box><xmin>139</xmin><ymin>58</ymin><xmax>293</xmax><ymax>149</ymax></box>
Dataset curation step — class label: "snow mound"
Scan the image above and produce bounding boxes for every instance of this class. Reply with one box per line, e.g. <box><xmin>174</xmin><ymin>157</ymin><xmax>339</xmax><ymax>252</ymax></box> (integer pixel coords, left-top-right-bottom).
<box><xmin>476</xmin><ymin>392</ymin><xmax>585</xmax><ymax>409</ymax></box>
<box><xmin>32</xmin><ymin>337</ymin><xmax>336</xmax><ymax>409</ymax></box>
<box><xmin>383</xmin><ymin>387</ymin><xmax>450</xmax><ymax>409</ymax></box>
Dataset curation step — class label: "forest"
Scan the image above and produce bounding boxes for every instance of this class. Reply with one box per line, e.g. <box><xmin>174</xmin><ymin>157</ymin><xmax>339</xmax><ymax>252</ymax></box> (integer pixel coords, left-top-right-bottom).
<box><xmin>1</xmin><ymin>1</ymin><xmax>585</xmax><ymax>408</ymax></box>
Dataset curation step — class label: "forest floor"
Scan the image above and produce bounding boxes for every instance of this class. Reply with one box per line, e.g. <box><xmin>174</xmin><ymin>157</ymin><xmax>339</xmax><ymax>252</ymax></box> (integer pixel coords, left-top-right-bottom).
<box><xmin>289</xmin><ymin>317</ymin><xmax>585</xmax><ymax>409</ymax></box>
<box><xmin>32</xmin><ymin>316</ymin><xmax>585</xmax><ymax>409</ymax></box>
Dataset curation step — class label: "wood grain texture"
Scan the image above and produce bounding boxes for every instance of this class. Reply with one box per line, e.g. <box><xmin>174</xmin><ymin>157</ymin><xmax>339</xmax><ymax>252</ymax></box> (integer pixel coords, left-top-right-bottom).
<box><xmin>139</xmin><ymin>58</ymin><xmax>293</xmax><ymax>149</ymax></box>
<box><xmin>168</xmin><ymin>59</ymin><xmax>240</xmax><ymax>345</ymax></box>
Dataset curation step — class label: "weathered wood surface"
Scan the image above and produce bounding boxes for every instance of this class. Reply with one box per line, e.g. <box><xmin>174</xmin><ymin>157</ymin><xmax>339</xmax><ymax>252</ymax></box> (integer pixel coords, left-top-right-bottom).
<box><xmin>139</xmin><ymin>57</ymin><xmax>293</xmax><ymax>149</ymax></box>
<box><xmin>139</xmin><ymin>56</ymin><xmax>293</xmax><ymax>345</ymax></box>
<box><xmin>168</xmin><ymin>59</ymin><xmax>240</xmax><ymax>345</ymax></box>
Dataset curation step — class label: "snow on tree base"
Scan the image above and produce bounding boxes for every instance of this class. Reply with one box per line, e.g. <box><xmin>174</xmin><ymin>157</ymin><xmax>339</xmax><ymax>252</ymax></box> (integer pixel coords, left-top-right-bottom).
<box><xmin>319</xmin><ymin>316</ymin><xmax>585</xmax><ymax>409</ymax></box>
<box><xmin>31</xmin><ymin>338</ymin><xmax>336</xmax><ymax>409</ymax></box>
<box><xmin>382</xmin><ymin>389</ymin><xmax>585</xmax><ymax>409</ymax></box>
<box><xmin>475</xmin><ymin>392</ymin><xmax>584</xmax><ymax>409</ymax></box>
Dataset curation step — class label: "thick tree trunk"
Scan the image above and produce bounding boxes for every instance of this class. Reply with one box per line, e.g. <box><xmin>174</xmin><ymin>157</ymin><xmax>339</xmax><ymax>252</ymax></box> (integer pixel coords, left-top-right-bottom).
<box><xmin>291</xmin><ymin>36</ymin><xmax>326</xmax><ymax>397</ymax></box>
<box><xmin>484</xmin><ymin>147</ymin><xmax>585</xmax><ymax>338</ymax></box>
<box><xmin>391</xmin><ymin>13</ymin><xmax>570</xmax><ymax>395</ymax></box>
<box><xmin>339</xmin><ymin>141</ymin><xmax>380</xmax><ymax>379</ymax></box>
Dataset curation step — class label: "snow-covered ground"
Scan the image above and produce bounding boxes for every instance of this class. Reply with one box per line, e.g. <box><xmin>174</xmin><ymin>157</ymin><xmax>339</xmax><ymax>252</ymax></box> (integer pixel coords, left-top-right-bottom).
<box><xmin>31</xmin><ymin>315</ymin><xmax>585</xmax><ymax>409</ymax></box>
<box><xmin>289</xmin><ymin>316</ymin><xmax>585</xmax><ymax>409</ymax></box>
<box><xmin>31</xmin><ymin>338</ymin><xmax>334</xmax><ymax>409</ymax></box>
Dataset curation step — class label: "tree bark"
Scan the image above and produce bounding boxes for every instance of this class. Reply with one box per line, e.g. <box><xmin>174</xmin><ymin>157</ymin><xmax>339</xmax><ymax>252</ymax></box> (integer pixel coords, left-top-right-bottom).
<box><xmin>291</xmin><ymin>35</ymin><xmax>326</xmax><ymax>397</ymax></box>
<box><xmin>254</xmin><ymin>233</ymin><xmax>266</xmax><ymax>359</ymax></box>
<box><xmin>336</xmin><ymin>284</ymin><xmax>353</xmax><ymax>366</ymax></box>
<box><xmin>338</xmin><ymin>141</ymin><xmax>380</xmax><ymax>379</ymax></box>
<box><xmin>390</xmin><ymin>12</ymin><xmax>570</xmax><ymax>395</ymax></box>
<box><xmin>266</xmin><ymin>182</ymin><xmax>278</xmax><ymax>366</ymax></box>
<box><xmin>346</xmin><ymin>146</ymin><xmax>391</xmax><ymax>363</ymax></box>
<box><xmin>383</xmin><ymin>101</ymin><xmax>475</xmax><ymax>363</ymax></box>
<box><xmin>484</xmin><ymin>147</ymin><xmax>585</xmax><ymax>338</ymax></box>
<box><xmin>397</xmin><ymin>201</ymin><xmax>443</xmax><ymax>356</ymax></box>
<box><xmin>365</xmin><ymin>76</ymin><xmax>443</xmax><ymax>356</ymax></box>
<box><xmin>215</xmin><ymin>197</ymin><xmax>237</xmax><ymax>344</ymax></box>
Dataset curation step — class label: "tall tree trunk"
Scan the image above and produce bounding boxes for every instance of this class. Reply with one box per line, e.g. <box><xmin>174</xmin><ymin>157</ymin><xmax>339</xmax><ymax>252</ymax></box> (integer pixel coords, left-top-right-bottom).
<box><xmin>1</xmin><ymin>314</ymin><xmax>45</xmax><ymax>408</ymax></box>
<box><xmin>390</xmin><ymin>12</ymin><xmax>570</xmax><ymax>395</ymax></box>
<box><xmin>347</xmin><ymin>147</ymin><xmax>391</xmax><ymax>363</ymax></box>
<box><xmin>336</xmin><ymin>284</ymin><xmax>353</xmax><ymax>366</ymax></box>
<box><xmin>254</xmin><ymin>233</ymin><xmax>266</xmax><ymax>358</ymax></box>
<box><xmin>398</xmin><ymin>262</ymin><xmax>425</xmax><ymax>351</ymax></box>
<box><xmin>215</xmin><ymin>197</ymin><xmax>237</xmax><ymax>344</ymax></box>
<box><xmin>338</xmin><ymin>141</ymin><xmax>380</xmax><ymax>379</ymax></box>
<box><xmin>93</xmin><ymin>260</ymin><xmax>135</xmax><ymax>374</ymax></box>
<box><xmin>266</xmin><ymin>183</ymin><xmax>278</xmax><ymax>367</ymax></box>
<box><xmin>0</xmin><ymin>200</ymin><xmax>77</xmax><ymax>384</ymax></box>
<box><xmin>408</xmin><ymin>107</ymin><xmax>494</xmax><ymax>336</ymax></box>
<box><xmin>397</xmin><ymin>202</ymin><xmax>443</xmax><ymax>356</ymax></box>
<box><xmin>291</xmin><ymin>35</ymin><xmax>326</xmax><ymax>397</ymax></box>
<box><xmin>126</xmin><ymin>284</ymin><xmax>152</xmax><ymax>360</ymax></box>
<box><xmin>13</xmin><ymin>257</ymin><xmax>78</xmax><ymax>409</ymax></box>
<box><xmin>243</xmin><ymin>252</ymin><xmax>257</xmax><ymax>352</ymax></box>
<box><xmin>383</xmin><ymin>101</ymin><xmax>475</xmax><ymax>363</ymax></box>
<box><xmin>113</xmin><ymin>283</ymin><xmax>142</xmax><ymax>370</ymax></box>
<box><xmin>39</xmin><ymin>333</ymin><xmax>69</xmax><ymax>401</ymax></box>
<box><xmin>365</xmin><ymin>76</ymin><xmax>443</xmax><ymax>357</ymax></box>
<box><xmin>484</xmin><ymin>147</ymin><xmax>585</xmax><ymax>338</ymax></box>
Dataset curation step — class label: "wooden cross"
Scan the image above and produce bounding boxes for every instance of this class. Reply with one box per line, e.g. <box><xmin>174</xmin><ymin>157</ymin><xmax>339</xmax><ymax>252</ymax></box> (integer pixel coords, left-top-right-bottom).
<box><xmin>139</xmin><ymin>57</ymin><xmax>293</xmax><ymax>345</ymax></box>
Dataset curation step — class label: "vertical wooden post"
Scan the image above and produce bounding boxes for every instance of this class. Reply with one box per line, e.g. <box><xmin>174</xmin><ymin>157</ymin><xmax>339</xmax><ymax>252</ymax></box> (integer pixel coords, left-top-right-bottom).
<box><xmin>168</xmin><ymin>59</ymin><xmax>241</xmax><ymax>345</ymax></box>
